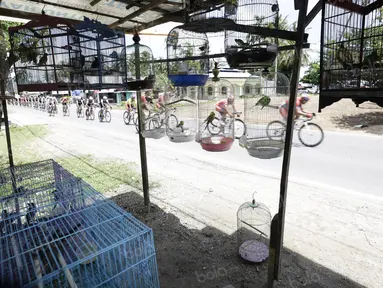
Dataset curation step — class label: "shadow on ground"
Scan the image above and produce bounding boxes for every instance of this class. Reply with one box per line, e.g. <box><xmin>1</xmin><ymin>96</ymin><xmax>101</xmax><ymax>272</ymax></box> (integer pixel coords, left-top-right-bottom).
<box><xmin>110</xmin><ymin>190</ymin><xmax>367</xmax><ymax>288</ymax></box>
<box><xmin>331</xmin><ymin>111</ymin><xmax>383</xmax><ymax>135</ymax></box>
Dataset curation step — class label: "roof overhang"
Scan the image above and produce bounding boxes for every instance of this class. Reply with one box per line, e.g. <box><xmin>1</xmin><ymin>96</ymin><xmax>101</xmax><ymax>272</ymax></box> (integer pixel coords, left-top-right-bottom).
<box><xmin>0</xmin><ymin>0</ymin><xmax>185</xmax><ymax>33</ymax></box>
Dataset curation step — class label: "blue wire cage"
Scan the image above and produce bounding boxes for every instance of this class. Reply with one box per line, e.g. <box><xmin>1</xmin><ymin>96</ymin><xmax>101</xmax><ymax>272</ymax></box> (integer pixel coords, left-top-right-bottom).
<box><xmin>0</xmin><ymin>160</ymin><xmax>160</xmax><ymax>288</ymax></box>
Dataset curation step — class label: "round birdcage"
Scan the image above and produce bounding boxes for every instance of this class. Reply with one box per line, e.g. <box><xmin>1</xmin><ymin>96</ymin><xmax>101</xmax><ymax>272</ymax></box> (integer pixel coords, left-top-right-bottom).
<box><xmin>196</xmin><ymin>76</ymin><xmax>240</xmax><ymax>151</ymax></box>
<box><xmin>167</xmin><ymin>27</ymin><xmax>209</xmax><ymax>87</ymax></box>
<box><xmin>239</xmin><ymin>71</ymin><xmax>289</xmax><ymax>159</ymax></box>
<box><xmin>125</xmin><ymin>33</ymin><xmax>155</xmax><ymax>90</ymax></box>
<box><xmin>166</xmin><ymin>86</ymin><xmax>199</xmax><ymax>143</ymax></box>
<box><xmin>224</xmin><ymin>0</ymin><xmax>279</xmax><ymax>69</ymax></box>
<box><xmin>237</xmin><ymin>192</ymin><xmax>271</xmax><ymax>263</ymax></box>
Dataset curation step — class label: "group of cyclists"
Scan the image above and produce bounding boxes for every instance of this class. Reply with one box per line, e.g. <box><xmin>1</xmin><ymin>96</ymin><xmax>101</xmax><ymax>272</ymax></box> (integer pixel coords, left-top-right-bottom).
<box><xmin>12</xmin><ymin>89</ymin><xmax>314</xmax><ymax>126</ymax></box>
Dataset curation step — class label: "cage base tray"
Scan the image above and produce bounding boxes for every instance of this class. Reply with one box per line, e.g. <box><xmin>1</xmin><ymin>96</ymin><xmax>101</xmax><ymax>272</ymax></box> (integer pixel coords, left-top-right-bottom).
<box><xmin>168</xmin><ymin>74</ymin><xmax>208</xmax><ymax>87</ymax></box>
<box><xmin>142</xmin><ymin>128</ymin><xmax>166</xmax><ymax>139</ymax></box>
<box><xmin>245</xmin><ymin>139</ymin><xmax>284</xmax><ymax>159</ymax></box>
<box><xmin>124</xmin><ymin>79</ymin><xmax>154</xmax><ymax>90</ymax></box>
<box><xmin>200</xmin><ymin>136</ymin><xmax>234</xmax><ymax>152</ymax></box>
<box><xmin>168</xmin><ymin>132</ymin><xmax>195</xmax><ymax>143</ymax></box>
<box><xmin>226</xmin><ymin>50</ymin><xmax>277</xmax><ymax>69</ymax></box>
<box><xmin>239</xmin><ymin>240</ymin><xmax>269</xmax><ymax>263</ymax></box>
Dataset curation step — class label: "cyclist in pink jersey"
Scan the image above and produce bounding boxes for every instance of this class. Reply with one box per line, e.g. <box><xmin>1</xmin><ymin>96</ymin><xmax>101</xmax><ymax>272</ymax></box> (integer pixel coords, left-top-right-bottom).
<box><xmin>215</xmin><ymin>95</ymin><xmax>237</xmax><ymax>119</ymax></box>
<box><xmin>279</xmin><ymin>94</ymin><xmax>313</xmax><ymax>120</ymax></box>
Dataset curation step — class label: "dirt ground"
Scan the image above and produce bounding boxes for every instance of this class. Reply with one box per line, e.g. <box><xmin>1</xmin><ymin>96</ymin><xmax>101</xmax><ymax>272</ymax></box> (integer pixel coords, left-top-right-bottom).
<box><xmin>306</xmin><ymin>96</ymin><xmax>383</xmax><ymax>135</ymax></box>
<box><xmin>105</xmin><ymin>187</ymin><xmax>364</xmax><ymax>288</ymax></box>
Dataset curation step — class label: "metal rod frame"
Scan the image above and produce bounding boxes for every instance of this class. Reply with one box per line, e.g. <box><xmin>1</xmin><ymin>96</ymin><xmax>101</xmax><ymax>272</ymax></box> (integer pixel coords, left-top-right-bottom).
<box><xmin>273</xmin><ymin>0</ymin><xmax>309</xmax><ymax>284</ymax></box>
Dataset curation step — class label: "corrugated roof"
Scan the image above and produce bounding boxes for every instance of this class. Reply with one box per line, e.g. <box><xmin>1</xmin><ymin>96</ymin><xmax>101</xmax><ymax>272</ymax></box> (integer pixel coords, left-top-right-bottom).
<box><xmin>0</xmin><ymin>0</ymin><xmax>185</xmax><ymax>32</ymax></box>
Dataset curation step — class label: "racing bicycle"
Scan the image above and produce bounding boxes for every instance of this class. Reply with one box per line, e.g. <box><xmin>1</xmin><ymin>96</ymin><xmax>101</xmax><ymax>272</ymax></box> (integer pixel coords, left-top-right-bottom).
<box><xmin>207</xmin><ymin>112</ymin><xmax>247</xmax><ymax>139</ymax></box>
<box><xmin>266</xmin><ymin>114</ymin><xmax>324</xmax><ymax>147</ymax></box>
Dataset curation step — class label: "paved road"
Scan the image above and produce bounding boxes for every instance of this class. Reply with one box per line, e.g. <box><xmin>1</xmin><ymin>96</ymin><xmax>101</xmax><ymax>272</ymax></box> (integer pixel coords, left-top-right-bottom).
<box><xmin>6</xmin><ymin>104</ymin><xmax>383</xmax><ymax>288</ymax></box>
<box><xmin>8</xmin><ymin>104</ymin><xmax>383</xmax><ymax>197</ymax></box>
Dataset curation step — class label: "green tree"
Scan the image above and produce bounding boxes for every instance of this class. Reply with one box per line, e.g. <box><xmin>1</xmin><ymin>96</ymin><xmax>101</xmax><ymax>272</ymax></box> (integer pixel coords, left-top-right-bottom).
<box><xmin>0</xmin><ymin>21</ymin><xmax>22</xmax><ymax>91</ymax></box>
<box><xmin>300</xmin><ymin>61</ymin><xmax>320</xmax><ymax>85</ymax></box>
<box><xmin>267</xmin><ymin>15</ymin><xmax>310</xmax><ymax>78</ymax></box>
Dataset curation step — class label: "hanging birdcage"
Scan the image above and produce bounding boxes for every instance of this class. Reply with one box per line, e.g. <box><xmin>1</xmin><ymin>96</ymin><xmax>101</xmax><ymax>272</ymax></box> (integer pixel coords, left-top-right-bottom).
<box><xmin>125</xmin><ymin>33</ymin><xmax>155</xmax><ymax>90</ymax></box>
<box><xmin>224</xmin><ymin>0</ymin><xmax>279</xmax><ymax>69</ymax></box>
<box><xmin>166</xmin><ymin>86</ymin><xmax>198</xmax><ymax>143</ymax></box>
<box><xmin>237</xmin><ymin>192</ymin><xmax>271</xmax><ymax>263</ymax></box>
<box><xmin>196</xmin><ymin>74</ymin><xmax>244</xmax><ymax>151</ymax></box>
<box><xmin>9</xmin><ymin>15</ymin><xmax>82</xmax><ymax>92</ymax></box>
<box><xmin>239</xmin><ymin>71</ymin><xmax>289</xmax><ymax>159</ymax></box>
<box><xmin>167</xmin><ymin>27</ymin><xmax>209</xmax><ymax>87</ymax></box>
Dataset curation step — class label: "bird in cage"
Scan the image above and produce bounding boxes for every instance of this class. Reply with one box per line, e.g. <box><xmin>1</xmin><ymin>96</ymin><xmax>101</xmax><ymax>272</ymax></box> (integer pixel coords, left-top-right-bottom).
<box><xmin>38</xmin><ymin>53</ymin><xmax>48</xmax><ymax>66</ymax></box>
<box><xmin>336</xmin><ymin>43</ymin><xmax>354</xmax><ymax>70</ymax></box>
<box><xmin>254</xmin><ymin>95</ymin><xmax>271</xmax><ymax>110</ymax></box>
<box><xmin>80</xmin><ymin>54</ymin><xmax>86</xmax><ymax>67</ymax></box>
<box><xmin>176</xmin><ymin>121</ymin><xmax>184</xmax><ymax>132</ymax></box>
<box><xmin>109</xmin><ymin>51</ymin><xmax>118</xmax><ymax>58</ymax></box>
<box><xmin>167</xmin><ymin>30</ymin><xmax>179</xmax><ymax>50</ymax></box>
<box><xmin>91</xmin><ymin>57</ymin><xmax>100</xmax><ymax>69</ymax></box>
<box><xmin>26</xmin><ymin>202</ymin><xmax>37</xmax><ymax>225</ymax></box>
<box><xmin>202</xmin><ymin>111</ymin><xmax>216</xmax><ymax>130</ymax></box>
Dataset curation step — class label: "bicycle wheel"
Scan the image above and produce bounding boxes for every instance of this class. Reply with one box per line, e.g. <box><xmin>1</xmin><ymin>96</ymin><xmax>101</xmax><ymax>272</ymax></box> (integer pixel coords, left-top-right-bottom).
<box><xmin>166</xmin><ymin>114</ymin><xmax>178</xmax><ymax>131</ymax></box>
<box><xmin>266</xmin><ymin>121</ymin><xmax>286</xmax><ymax>141</ymax></box>
<box><xmin>150</xmin><ymin>114</ymin><xmax>161</xmax><ymax>129</ymax></box>
<box><xmin>105</xmin><ymin>111</ymin><xmax>111</xmax><ymax>123</ymax></box>
<box><xmin>207</xmin><ymin>117</ymin><xmax>222</xmax><ymax>135</ymax></box>
<box><xmin>298</xmin><ymin>122</ymin><xmax>324</xmax><ymax>147</ymax></box>
<box><xmin>98</xmin><ymin>110</ymin><xmax>104</xmax><ymax>122</ymax></box>
<box><xmin>233</xmin><ymin>119</ymin><xmax>246</xmax><ymax>139</ymax></box>
<box><xmin>123</xmin><ymin>111</ymin><xmax>130</xmax><ymax>125</ymax></box>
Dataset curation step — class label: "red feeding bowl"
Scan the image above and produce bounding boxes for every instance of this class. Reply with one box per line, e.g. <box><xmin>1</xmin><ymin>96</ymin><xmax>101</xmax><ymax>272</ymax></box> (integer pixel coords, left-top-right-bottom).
<box><xmin>200</xmin><ymin>136</ymin><xmax>234</xmax><ymax>152</ymax></box>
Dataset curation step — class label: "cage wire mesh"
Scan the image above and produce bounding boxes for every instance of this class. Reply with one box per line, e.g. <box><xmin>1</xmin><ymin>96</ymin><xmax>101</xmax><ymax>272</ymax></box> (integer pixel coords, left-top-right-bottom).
<box><xmin>224</xmin><ymin>0</ymin><xmax>278</xmax><ymax>69</ymax></box>
<box><xmin>239</xmin><ymin>71</ymin><xmax>289</xmax><ymax>159</ymax></box>
<box><xmin>125</xmin><ymin>34</ymin><xmax>155</xmax><ymax>90</ymax></box>
<box><xmin>167</xmin><ymin>27</ymin><xmax>209</xmax><ymax>87</ymax></box>
<box><xmin>9</xmin><ymin>18</ymin><xmax>82</xmax><ymax>92</ymax></box>
<box><xmin>165</xmin><ymin>86</ymin><xmax>198</xmax><ymax>143</ymax></box>
<box><xmin>237</xmin><ymin>193</ymin><xmax>271</xmax><ymax>263</ymax></box>
<box><xmin>0</xmin><ymin>160</ymin><xmax>160</xmax><ymax>288</ymax></box>
<box><xmin>196</xmin><ymin>78</ymin><xmax>236</xmax><ymax>151</ymax></box>
<box><xmin>320</xmin><ymin>0</ymin><xmax>383</xmax><ymax>109</ymax></box>
<box><xmin>74</xmin><ymin>20</ymin><xmax>127</xmax><ymax>90</ymax></box>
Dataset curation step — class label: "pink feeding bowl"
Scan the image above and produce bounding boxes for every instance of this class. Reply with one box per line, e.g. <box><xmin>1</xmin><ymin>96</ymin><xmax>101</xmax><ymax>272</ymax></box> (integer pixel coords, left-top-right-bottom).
<box><xmin>200</xmin><ymin>136</ymin><xmax>234</xmax><ymax>152</ymax></box>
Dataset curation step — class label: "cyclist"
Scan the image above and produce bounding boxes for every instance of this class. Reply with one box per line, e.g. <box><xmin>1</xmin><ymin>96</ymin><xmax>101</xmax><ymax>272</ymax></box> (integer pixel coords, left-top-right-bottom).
<box><xmin>279</xmin><ymin>94</ymin><xmax>313</xmax><ymax>121</ymax></box>
<box><xmin>215</xmin><ymin>95</ymin><xmax>238</xmax><ymax>125</ymax></box>
<box><xmin>86</xmin><ymin>95</ymin><xmax>94</xmax><ymax>115</ymax></box>
<box><xmin>141</xmin><ymin>91</ymin><xmax>152</xmax><ymax>112</ymax></box>
<box><xmin>47</xmin><ymin>95</ymin><xmax>57</xmax><ymax>114</ymax></box>
<box><xmin>156</xmin><ymin>93</ymin><xmax>166</xmax><ymax>113</ymax></box>
<box><xmin>61</xmin><ymin>96</ymin><xmax>69</xmax><ymax>112</ymax></box>
<box><xmin>125</xmin><ymin>96</ymin><xmax>136</xmax><ymax>112</ymax></box>
<box><xmin>99</xmin><ymin>96</ymin><xmax>111</xmax><ymax>110</ymax></box>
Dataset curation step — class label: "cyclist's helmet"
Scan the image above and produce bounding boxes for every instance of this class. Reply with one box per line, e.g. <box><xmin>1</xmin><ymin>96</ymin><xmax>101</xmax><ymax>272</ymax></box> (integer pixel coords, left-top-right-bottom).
<box><xmin>227</xmin><ymin>95</ymin><xmax>234</xmax><ymax>104</ymax></box>
<box><xmin>103</xmin><ymin>96</ymin><xmax>107</xmax><ymax>100</ymax></box>
<box><xmin>301</xmin><ymin>93</ymin><xmax>309</xmax><ymax>102</ymax></box>
<box><xmin>89</xmin><ymin>96</ymin><xmax>94</xmax><ymax>100</ymax></box>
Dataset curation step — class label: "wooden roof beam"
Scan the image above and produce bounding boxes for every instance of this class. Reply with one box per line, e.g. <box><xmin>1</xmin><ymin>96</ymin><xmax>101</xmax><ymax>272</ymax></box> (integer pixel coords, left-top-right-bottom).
<box><xmin>305</xmin><ymin>0</ymin><xmax>322</xmax><ymax>28</ymax></box>
<box><xmin>365</xmin><ymin>0</ymin><xmax>383</xmax><ymax>15</ymax></box>
<box><xmin>327</xmin><ymin>0</ymin><xmax>366</xmax><ymax>15</ymax></box>
<box><xmin>125</xmin><ymin>11</ymin><xmax>184</xmax><ymax>33</ymax></box>
<box><xmin>109</xmin><ymin>0</ymin><xmax>169</xmax><ymax>28</ymax></box>
<box><xmin>118</xmin><ymin>0</ymin><xmax>172</xmax><ymax>14</ymax></box>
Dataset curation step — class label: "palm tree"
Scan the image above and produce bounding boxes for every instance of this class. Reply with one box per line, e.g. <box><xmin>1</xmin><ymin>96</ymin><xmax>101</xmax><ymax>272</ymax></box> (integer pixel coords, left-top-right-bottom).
<box><xmin>268</xmin><ymin>14</ymin><xmax>310</xmax><ymax>78</ymax></box>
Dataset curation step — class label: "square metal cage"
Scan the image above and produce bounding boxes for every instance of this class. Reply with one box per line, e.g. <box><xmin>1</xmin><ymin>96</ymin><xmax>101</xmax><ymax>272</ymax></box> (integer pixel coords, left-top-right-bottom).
<box><xmin>320</xmin><ymin>0</ymin><xmax>383</xmax><ymax>110</ymax></box>
<box><xmin>0</xmin><ymin>160</ymin><xmax>159</xmax><ymax>288</ymax></box>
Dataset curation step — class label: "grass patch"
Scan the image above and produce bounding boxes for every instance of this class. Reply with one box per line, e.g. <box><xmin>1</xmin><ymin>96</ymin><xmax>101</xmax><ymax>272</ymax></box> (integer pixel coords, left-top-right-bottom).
<box><xmin>0</xmin><ymin>125</ymin><xmax>48</xmax><ymax>168</ymax></box>
<box><xmin>55</xmin><ymin>155</ymin><xmax>159</xmax><ymax>193</ymax></box>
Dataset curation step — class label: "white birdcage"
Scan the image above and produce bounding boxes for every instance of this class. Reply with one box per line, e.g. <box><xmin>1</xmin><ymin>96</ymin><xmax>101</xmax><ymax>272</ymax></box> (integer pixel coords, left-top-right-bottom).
<box><xmin>237</xmin><ymin>192</ymin><xmax>271</xmax><ymax>263</ymax></box>
<box><xmin>239</xmin><ymin>71</ymin><xmax>289</xmax><ymax>158</ymax></box>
